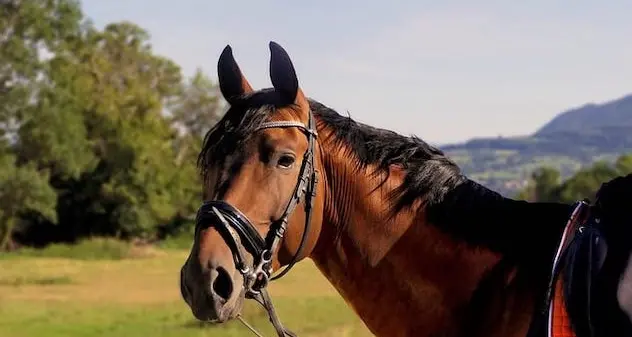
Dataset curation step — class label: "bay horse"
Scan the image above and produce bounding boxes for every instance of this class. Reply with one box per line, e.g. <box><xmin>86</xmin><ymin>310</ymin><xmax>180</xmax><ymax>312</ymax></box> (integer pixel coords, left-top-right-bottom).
<box><xmin>180</xmin><ymin>42</ymin><xmax>632</xmax><ymax>337</ymax></box>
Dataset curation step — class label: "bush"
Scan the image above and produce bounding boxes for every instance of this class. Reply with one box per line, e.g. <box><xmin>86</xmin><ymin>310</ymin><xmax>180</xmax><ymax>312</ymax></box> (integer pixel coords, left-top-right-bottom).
<box><xmin>1</xmin><ymin>237</ymin><xmax>139</xmax><ymax>260</ymax></box>
<box><xmin>157</xmin><ymin>232</ymin><xmax>194</xmax><ymax>250</ymax></box>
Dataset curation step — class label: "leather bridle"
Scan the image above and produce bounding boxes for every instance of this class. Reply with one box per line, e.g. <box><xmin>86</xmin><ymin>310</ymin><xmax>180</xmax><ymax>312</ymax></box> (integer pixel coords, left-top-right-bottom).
<box><xmin>194</xmin><ymin>109</ymin><xmax>319</xmax><ymax>337</ymax></box>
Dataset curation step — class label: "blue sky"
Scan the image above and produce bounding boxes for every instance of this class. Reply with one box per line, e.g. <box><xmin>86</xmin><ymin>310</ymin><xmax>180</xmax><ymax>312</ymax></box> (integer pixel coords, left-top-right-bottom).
<box><xmin>81</xmin><ymin>0</ymin><xmax>632</xmax><ymax>145</ymax></box>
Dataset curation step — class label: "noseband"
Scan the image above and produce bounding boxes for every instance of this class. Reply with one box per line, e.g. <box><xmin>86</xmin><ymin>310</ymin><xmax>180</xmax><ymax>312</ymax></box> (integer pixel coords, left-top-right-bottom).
<box><xmin>195</xmin><ymin>109</ymin><xmax>319</xmax><ymax>337</ymax></box>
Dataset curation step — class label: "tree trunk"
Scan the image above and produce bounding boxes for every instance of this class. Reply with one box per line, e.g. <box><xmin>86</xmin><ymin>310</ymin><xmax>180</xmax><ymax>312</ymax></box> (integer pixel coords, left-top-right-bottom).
<box><xmin>0</xmin><ymin>216</ymin><xmax>16</xmax><ymax>251</ymax></box>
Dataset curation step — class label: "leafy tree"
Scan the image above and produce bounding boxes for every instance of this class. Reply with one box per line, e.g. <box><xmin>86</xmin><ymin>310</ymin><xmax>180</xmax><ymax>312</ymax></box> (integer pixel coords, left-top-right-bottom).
<box><xmin>516</xmin><ymin>153</ymin><xmax>632</xmax><ymax>204</ymax></box>
<box><xmin>615</xmin><ymin>154</ymin><xmax>632</xmax><ymax>174</ymax></box>
<box><xmin>0</xmin><ymin>152</ymin><xmax>57</xmax><ymax>250</ymax></box>
<box><xmin>30</xmin><ymin>20</ymin><xmax>196</xmax><ymax>240</ymax></box>
<box><xmin>516</xmin><ymin>167</ymin><xmax>561</xmax><ymax>202</ymax></box>
<box><xmin>168</xmin><ymin>69</ymin><xmax>225</xmax><ymax>172</ymax></box>
<box><xmin>1</xmin><ymin>0</ymin><xmax>83</xmax><ymax>132</ymax></box>
<box><xmin>1</xmin><ymin>0</ymin><xmax>223</xmax><ymax>247</ymax></box>
<box><xmin>0</xmin><ymin>0</ymin><xmax>83</xmax><ymax>248</ymax></box>
<box><xmin>169</xmin><ymin>68</ymin><xmax>225</xmax><ymax>138</ymax></box>
<box><xmin>555</xmin><ymin>161</ymin><xmax>620</xmax><ymax>203</ymax></box>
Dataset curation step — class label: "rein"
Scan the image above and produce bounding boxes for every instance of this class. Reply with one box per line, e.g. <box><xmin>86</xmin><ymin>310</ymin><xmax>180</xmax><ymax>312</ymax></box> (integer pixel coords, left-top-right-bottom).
<box><xmin>195</xmin><ymin>109</ymin><xmax>319</xmax><ymax>337</ymax></box>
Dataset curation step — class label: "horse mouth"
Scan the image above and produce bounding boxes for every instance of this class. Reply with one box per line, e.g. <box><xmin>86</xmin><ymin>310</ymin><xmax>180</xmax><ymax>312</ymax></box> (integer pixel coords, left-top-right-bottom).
<box><xmin>191</xmin><ymin>304</ymin><xmax>236</xmax><ymax>324</ymax></box>
<box><xmin>186</xmin><ymin>292</ymin><xmax>236</xmax><ymax>324</ymax></box>
<box><xmin>205</xmin><ymin>312</ymin><xmax>233</xmax><ymax>324</ymax></box>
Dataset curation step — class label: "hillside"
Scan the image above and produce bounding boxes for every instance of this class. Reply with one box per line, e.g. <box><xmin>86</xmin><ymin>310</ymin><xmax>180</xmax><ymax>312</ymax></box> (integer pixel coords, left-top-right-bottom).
<box><xmin>440</xmin><ymin>94</ymin><xmax>632</xmax><ymax>196</ymax></box>
<box><xmin>536</xmin><ymin>94</ymin><xmax>632</xmax><ymax>135</ymax></box>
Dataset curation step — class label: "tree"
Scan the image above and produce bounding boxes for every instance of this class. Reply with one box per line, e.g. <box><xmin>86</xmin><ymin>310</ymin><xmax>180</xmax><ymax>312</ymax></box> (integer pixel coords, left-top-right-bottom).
<box><xmin>517</xmin><ymin>166</ymin><xmax>562</xmax><ymax>202</ymax></box>
<box><xmin>169</xmin><ymin>68</ymin><xmax>225</xmax><ymax>138</ymax></box>
<box><xmin>0</xmin><ymin>0</ymin><xmax>83</xmax><ymax>134</ymax></box>
<box><xmin>33</xmin><ymin>20</ymin><xmax>197</xmax><ymax>239</ymax></box>
<box><xmin>0</xmin><ymin>0</ymin><xmax>83</xmax><ymax>248</ymax></box>
<box><xmin>0</xmin><ymin>152</ymin><xmax>56</xmax><ymax>250</ymax></box>
<box><xmin>1</xmin><ymin>0</ymin><xmax>224</xmax><ymax>247</ymax></box>
<box><xmin>168</xmin><ymin>69</ymin><xmax>225</xmax><ymax>167</ymax></box>
<box><xmin>533</xmin><ymin>167</ymin><xmax>561</xmax><ymax>202</ymax></box>
<box><xmin>556</xmin><ymin>161</ymin><xmax>620</xmax><ymax>203</ymax></box>
<box><xmin>615</xmin><ymin>154</ymin><xmax>632</xmax><ymax>174</ymax></box>
<box><xmin>516</xmin><ymin>154</ymin><xmax>632</xmax><ymax>204</ymax></box>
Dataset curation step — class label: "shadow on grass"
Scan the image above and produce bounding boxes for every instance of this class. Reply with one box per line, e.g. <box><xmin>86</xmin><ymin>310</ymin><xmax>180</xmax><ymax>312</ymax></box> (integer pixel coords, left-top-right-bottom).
<box><xmin>0</xmin><ymin>275</ymin><xmax>74</xmax><ymax>287</ymax></box>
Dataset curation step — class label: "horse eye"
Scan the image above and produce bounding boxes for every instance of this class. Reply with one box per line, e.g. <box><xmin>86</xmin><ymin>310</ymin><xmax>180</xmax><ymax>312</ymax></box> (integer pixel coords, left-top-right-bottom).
<box><xmin>277</xmin><ymin>154</ymin><xmax>295</xmax><ymax>169</ymax></box>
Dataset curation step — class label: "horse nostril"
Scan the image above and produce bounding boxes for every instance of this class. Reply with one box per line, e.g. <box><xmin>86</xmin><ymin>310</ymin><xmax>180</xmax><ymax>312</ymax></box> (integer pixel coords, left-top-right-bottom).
<box><xmin>211</xmin><ymin>266</ymin><xmax>233</xmax><ymax>301</ymax></box>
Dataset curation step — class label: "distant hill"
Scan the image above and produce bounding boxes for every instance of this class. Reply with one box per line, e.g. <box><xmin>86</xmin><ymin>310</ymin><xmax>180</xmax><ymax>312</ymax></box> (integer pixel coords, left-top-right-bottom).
<box><xmin>537</xmin><ymin>94</ymin><xmax>632</xmax><ymax>135</ymax></box>
<box><xmin>440</xmin><ymin>93</ymin><xmax>632</xmax><ymax>196</ymax></box>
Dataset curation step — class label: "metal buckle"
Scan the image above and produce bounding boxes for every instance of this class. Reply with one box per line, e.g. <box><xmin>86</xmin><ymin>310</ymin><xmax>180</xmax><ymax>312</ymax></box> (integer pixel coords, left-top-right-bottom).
<box><xmin>245</xmin><ymin>250</ymin><xmax>273</xmax><ymax>295</ymax></box>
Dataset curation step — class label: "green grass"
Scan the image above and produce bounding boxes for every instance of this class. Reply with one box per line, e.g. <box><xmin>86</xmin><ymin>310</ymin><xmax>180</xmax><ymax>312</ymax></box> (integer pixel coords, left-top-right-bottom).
<box><xmin>0</xmin><ymin>242</ymin><xmax>372</xmax><ymax>337</ymax></box>
<box><xmin>0</xmin><ymin>297</ymin><xmax>366</xmax><ymax>337</ymax></box>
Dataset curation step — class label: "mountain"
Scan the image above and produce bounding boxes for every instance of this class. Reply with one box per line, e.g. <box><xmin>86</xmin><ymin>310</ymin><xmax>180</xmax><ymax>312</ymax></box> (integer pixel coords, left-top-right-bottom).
<box><xmin>536</xmin><ymin>94</ymin><xmax>632</xmax><ymax>135</ymax></box>
<box><xmin>440</xmin><ymin>93</ymin><xmax>632</xmax><ymax>196</ymax></box>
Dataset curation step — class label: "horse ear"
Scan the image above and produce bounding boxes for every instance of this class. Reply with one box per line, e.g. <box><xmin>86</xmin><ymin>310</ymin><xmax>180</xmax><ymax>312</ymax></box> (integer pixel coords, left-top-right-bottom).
<box><xmin>217</xmin><ymin>45</ymin><xmax>253</xmax><ymax>105</ymax></box>
<box><xmin>269</xmin><ymin>41</ymin><xmax>303</xmax><ymax>105</ymax></box>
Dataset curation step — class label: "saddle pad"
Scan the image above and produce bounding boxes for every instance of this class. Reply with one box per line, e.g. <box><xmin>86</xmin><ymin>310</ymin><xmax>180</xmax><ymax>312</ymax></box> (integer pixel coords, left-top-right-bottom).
<box><xmin>550</xmin><ymin>277</ymin><xmax>576</xmax><ymax>337</ymax></box>
<box><xmin>547</xmin><ymin>202</ymin><xmax>590</xmax><ymax>337</ymax></box>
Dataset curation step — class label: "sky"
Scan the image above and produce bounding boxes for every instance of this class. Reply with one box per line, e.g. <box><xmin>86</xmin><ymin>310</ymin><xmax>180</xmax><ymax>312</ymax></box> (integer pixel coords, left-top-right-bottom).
<box><xmin>81</xmin><ymin>0</ymin><xmax>632</xmax><ymax>145</ymax></box>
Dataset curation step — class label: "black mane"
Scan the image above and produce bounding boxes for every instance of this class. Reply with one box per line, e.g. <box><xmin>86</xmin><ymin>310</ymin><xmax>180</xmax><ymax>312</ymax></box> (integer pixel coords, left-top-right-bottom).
<box><xmin>198</xmin><ymin>89</ymin><xmax>466</xmax><ymax>211</ymax></box>
<box><xmin>309</xmin><ymin>100</ymin><xmax>466</xmax><ymax>211</ymax></box>
<box><xmin>199</xmin><ymin>88</ymin><xmax>578</xmax><ymax>269</ymax></box>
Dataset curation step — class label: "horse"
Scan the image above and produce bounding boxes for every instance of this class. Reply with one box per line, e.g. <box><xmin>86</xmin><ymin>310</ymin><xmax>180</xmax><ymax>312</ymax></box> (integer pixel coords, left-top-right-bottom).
<box><xmin>179</xmin><ymin>41</ymin><xmax>632</xmax><ymax>337</ymax></box>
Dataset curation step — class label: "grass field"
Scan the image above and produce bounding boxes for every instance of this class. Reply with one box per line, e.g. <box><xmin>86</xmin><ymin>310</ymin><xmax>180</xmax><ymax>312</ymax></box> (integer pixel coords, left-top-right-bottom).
<box><xmin>0</xmin><ymin>242</ymin><xmax>372</xmax><ymax>337</ymax></box>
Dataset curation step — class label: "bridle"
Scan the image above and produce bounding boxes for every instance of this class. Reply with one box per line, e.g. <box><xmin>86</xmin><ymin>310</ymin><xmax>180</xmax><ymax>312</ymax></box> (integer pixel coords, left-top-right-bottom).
<box><xmin>194</xmin><ymin>108</ymin><xmax>319</xmax><ymax>337</ymax></box>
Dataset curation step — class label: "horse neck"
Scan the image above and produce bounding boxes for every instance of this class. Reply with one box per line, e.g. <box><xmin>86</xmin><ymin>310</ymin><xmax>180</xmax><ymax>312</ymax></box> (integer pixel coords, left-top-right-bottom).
<box><xmin>308</xmin><ymin>139</ymin><xmax>510</xmax><ymax>337</ymax></box>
